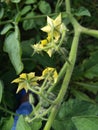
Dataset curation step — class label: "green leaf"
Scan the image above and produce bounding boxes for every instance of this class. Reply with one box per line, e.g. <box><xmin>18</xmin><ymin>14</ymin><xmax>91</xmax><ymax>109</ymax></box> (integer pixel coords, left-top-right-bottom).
<box><xmin>38</xmin><ymin>1</ymin><xmax>51</xmax><ymax>14</ymax></box>
<box><xmin>11</xmin><ymin>0</ymin><xmax>21</xmax><ymax>3</ymax></box>
<box><xmin>52</xmin><ymin>120</ymin><xmax>68</xmax><ymax>130</ymax></box>
<box><xmin>0</xmin><ymin>24</ymin><xmax>13</xmax><ymax>35</ymax></box>
<box><xmin>16</xmin><ymin>115</ymin><xmax>31</xmax><ymax>130</ymax></box>
<box><xmin>0</xmin><ymin>80</ymin><xmax>3</xmax><ymax>103</ymax></box>
<box><xmin>14</xmin><ymin>13</ymin><xmax>21</xmax><ymax>23</ymax></box>
<box><xmin>3</xmin><ymin>31</ymin><xmax>24</xmax><ymax>74</ymax></box>
<box><xmin>32</xmin><ymin>53</ymin><xmax>56</xmax><ymax>67</ymax></box>
<box><xmin>72</xmin><ymin>116</ymin><xmax>98</xmax><ymax>130</ymax></box>
<box><xmin>30</xmin><ymin>120</ymin><xmax>42</xmax><ymax>130</ymax></box>
<box><xmin>52</xmin><ymin>99</ymin><xmax>98</xmax><ymax>130</ymax></box>
<box><xmin>75</xmin><ymin>82</ymin><xmax>98</xmax><ymax>94</ymax></box>
<box><xmin>21</xmin><ymin>5</ymin><xmax>32</xmax><ymax>16</ymax></box>
<box><xmin>85</xmin><ymin>64</ymin><xmax>98</xmax><ymax>79</ymax></box>
<box><xmin>75</xmin><ymin>7</ymin><xmax>91</xmax><ymax>17</ymax></box>
<box><xmin>82</xmin><ymin>51</ymin><xmax>98</xmax><ymax>79</ymax></box>
<box><xmin>0</xmin><ymin>7</ymin><xmax>4</xmax><ymax>19</ymax></box>
<box><xmin>2</xmin><ymin>116</ymin><xmax>14</xmax><ymax>130</ymax></box>
<box><xmin>53</xmin><ymin>120</ymin><xmax>75</xmax><ymax>130</ymax></box>
<box><xmin>21</xmin><ymin>39</ymin><xmax>34</xmax><ymax>57</ymax></box>
<box><xmin>72</xmin><ymin>89</ymin><xmax>94</xmax><ymax>103</ymax></box>
<box><xmin>59</xmin><ymin>99</ymin><xmax>98</xmax><ymax>118</ymax></box>
<box><xmin>23</xmin><ymin>12</ymin><xmax>36</xmax><ymax>30</ymax></box>
<box><xmin>25</xmin><ymin>0</ymin><xmax>37</xmax><ymax>4</ymax></box>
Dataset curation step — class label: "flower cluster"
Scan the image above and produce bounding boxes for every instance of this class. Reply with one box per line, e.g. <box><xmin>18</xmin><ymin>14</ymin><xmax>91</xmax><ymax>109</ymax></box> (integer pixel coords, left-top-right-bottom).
<box><xmin>12</xmin><ymin>67</ymin><xmax>58</xmax><ymax>93</ymax></box>
<box><xmin>42</xmin><ymin>67</ymin><xmax>58</xmax><ymax>83</ymax></box>
<box><xmin>32</xmin><ymin>14</ymin><xmax>67</xmax><ymax>57</ymax></box>
<box><xmin>12</xmin><ymin>72</ymin><xmax>41</xmax><ymax>93</ymax></box>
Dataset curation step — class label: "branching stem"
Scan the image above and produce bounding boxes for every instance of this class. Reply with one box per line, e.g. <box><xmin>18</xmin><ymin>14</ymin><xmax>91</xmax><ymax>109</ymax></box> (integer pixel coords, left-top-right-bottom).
<box><xmin>0</xmin><ymin>106</ymin><xmax>18</xmax><ymax>116</ymax></box>
<box><xmin>44</xmin><ymin>0</ymin><xmax>81</xmax><ymax>129</ymax></box>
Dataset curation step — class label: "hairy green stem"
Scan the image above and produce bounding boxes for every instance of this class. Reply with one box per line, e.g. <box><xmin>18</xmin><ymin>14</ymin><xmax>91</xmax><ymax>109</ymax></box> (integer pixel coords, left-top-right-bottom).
<box><xmin>66</xmin><ymin>0</ymin><xmax>71</xmax><ymax>13</ymax></box>
<box><xmin>56</xmin><ymin>31</ymin><xmax>80</xmax><ymax>102</ymax></box>
<box><xmin>0</xmin><ymin>106</ymin><xmax>18</xmax><ymax>116</ymax></box>
<box><xmin>44</xmin><ymin>1</ymin><xmax>82</xmax><ymax>129</ymax></box>
<box><xmin>16</xmin><ymin>3</ymin><xmax>20</xmax><ymax>13</ymax></box>
<box><xmin>55</xmin><ymin>0</ymin><xmax>63</xmax><ymax>12</ymax></box>
<box><xmin>0</xmin><ymin>19</ymin><xmax>12</xmax><ymax>25</ymax></box>
<box><xmin>81</xmin><ymin>26</ymin><xmax>98</xmax><ymax>38</ymax></box>
<box><xmin>44</xmin><ymin>0</ymin><xmax>98</xmax><ymax>128</ymax></box>
<box><xmin>48</xmin><ymin>31</ymin><xmax>68</xmax><ymax>92</ymax></box>
<box><xmin>44</xmin><ymin>29</ymin><xmax>80</xmax><ymax>130</ymax></box>
<box><xmin>0</xmin><ymin>12</ymin><xmax>60</xmax><ymax>25</ymax></box>
<box><xmin>58</xmin><ymin>29</ymin><xmax>66</xmax><ymax>48</ymax></box>
<box><xmin>43</xmin><ymin>104</ymin><xmax>60</xmax><ymax>130</ymax></box>
<box><xmin>48</xmin><ymin>62</ymin><xmax>67</xmax><ymax>92</ymax></box>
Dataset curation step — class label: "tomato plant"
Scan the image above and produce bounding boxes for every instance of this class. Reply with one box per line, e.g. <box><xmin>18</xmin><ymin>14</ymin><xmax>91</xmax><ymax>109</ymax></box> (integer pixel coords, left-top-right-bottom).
<box><xmin>0</xmin><ymin>0</ymin><xmax>98</xmax><ymax>130</ymax></box>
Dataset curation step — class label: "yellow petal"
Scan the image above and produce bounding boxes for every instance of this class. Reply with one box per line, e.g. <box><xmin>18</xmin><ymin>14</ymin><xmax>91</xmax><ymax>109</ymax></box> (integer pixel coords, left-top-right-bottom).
<box><xmin>47</xmin><ymin>49</ymin><xmax>53</xmax><ymax>57</ymax></box>
<box><xmin>53</xmin><ymin>31</ymin><xmax>60</xmax><ymax>41</ymax></box>
<box><xmin>30</xmin><ymin>81</ymin><xmax>38</xmax><ymax>86</ymax></box>
<box><xmin>53</xmin><ymin>71</ymin><xmax>58</xmax><ymax>83</ymax></box>
<box><xmin>38</xmin><ymin>76</ymin><xmax>44</xmax><ymax>80</ymax></box>
<box><xmin>28</xmin><ymin>72</ymin><xmax>35</xmax><ymax>80</ymax></box>
<box><xmin>24</xmin><ymin>83</ymin><xmax>29</xmax><ymax>93</ymax></box>
<box><xmin>42</xmin><ymin>67</ymin><xmax>54</xmax><ymax>76</ymax></box>
<box><xmin>47</xmin><ymin>16</ymin><xmax>53</xmax><ymax>27</ymax></box>
<box><xmin>47</xmin><ymin>35</ymin><xmax>51</xmax><ymax>42</ymax></box>
<box><xmin>42</xmin><ymin>67</ymin><xmax>58</xmax><ymax>83</ymax></box>
<box><xmin>41</xmin><ymin>39</ymin><xmax>48</xmax><ymax>46</ymax></box>
<box><xmin>42</xmin><ymin>68</ymin><xmax>49</xmax><ymax>76</ymax></box>
<box><xmin>60</xmin><ymin>23</ymin><xmax>68</xmax><ymax>33</ymax></box>
<box><xmin>12</xmin><ymin>78</ymin><xmax>23</xmax><ymax>83</ymax></box>
<box><xmin>33</xmin><ymin>44</ymin><xmax>44</xmax><ymax>52</ymax></box>
<box><xmin>20</xmin><ymin>73</ymin><xmax>27</xmax><ymax>79</ymax></box>
<box><xmin>41</xmin><ymin>25</ymin><xmax>51</xmax><ymax>33</ymax></box>
<box><xmin>54</xmin><ymin>14</ymin><xmax>61</xmax><ymax>27</ymax></box>
<box><xmin>16</xmin><ymin>82</ymin><xmax>27</xmax><ymax>93</ymax></box>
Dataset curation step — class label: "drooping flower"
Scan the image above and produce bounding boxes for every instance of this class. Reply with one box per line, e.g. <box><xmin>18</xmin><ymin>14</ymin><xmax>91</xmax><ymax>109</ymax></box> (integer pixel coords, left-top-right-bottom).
<box><xmin>41</xmin><ymin>14</ymin><xmax>66</xmax><ymax>41</ymax></box>
<box><xmin>42</xmin><ymin>67</ymin><xmax>58</xmax><ymax>83</ymax></box>
<box><xmin>32</xmin><ymin>14</ymin><xmax>67</xmax><ymax>57</ymax></box>
<box><xmin>32</xmin><ymin>35</ymin><xmax>54</xmax><ymax>57</ymax></box>
<box><xmin>12</xmin><ymin>72</ymin><xmax>41</xmax><ymax>93</ymax></box>
<box><xmin>33</xmin><ymin>43</ymin><xmax>44</xmax><ymax>53</ymax></box>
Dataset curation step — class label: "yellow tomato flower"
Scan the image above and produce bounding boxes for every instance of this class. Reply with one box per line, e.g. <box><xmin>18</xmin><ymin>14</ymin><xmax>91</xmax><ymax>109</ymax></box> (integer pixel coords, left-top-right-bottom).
<box><xmin>32</xmin><ymin>42</ymin><xmax>55</xmax><ymax>57</ymax></box>
<box><xmin>32</xmin><ymin>36</ymin><xmax>51</xmax><ymax>56</ymax></box>
<box><xmin>41</xmin><ymin>14</ymin><xmax>61</xmax><ymax>32</ymax></box>
<box><xmin>32</xmin><ymin>14</ymin><xmax>67</xmax><ymax>57</ymax></box>
<box><xmin>41</xmin><ymin>14</ymin><xmax>63</xmax><ymax>41</ymax></box>
<box><xmin>32</xmin><ymin>35</ymin><xmax>57</xmax><ymax>57</ymax></box>
<box><xmin>33</xmin><ymin>44</ymin><xmax>44</xmax><ymax>53</ymax></box>
<box><xmin>12</xmin><ymin>72</ymin><xmax>41</xmax><ymax>93</ymax></box>
<box><xmin>42</xmin><ymin>67</ymin><xmax>58</xmax><ymax>83</ymax></box>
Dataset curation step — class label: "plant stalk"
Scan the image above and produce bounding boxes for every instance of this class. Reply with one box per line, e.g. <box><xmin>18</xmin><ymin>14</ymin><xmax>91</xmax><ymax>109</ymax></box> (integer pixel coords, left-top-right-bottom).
<box><xmin>44</xmin><ymin>26</ymin><xmax>81</xmax><ymax>130</ymax></box>
<box><xmin>44</xmin><ymin>1</ymin><xmax>81</xmax><ymax>129</ymax></box>
<box><xmin>0</xmin><ymin>12</ymin><xmax>61</xmax><ymax>25</ymax></box>
<box><xmin>0</xmin><ymin>106</ymin><xmax>18</xmax><ymax>116</ymax></box>
<box><xmin>81</xmin><ymin>26</ymin><xmax>98</xmax><ymax>38</ymax></box>
<box><xmin>66</xmin><ymin>0</ymin><xmax>71</xmax><ymax>13</ymax></box>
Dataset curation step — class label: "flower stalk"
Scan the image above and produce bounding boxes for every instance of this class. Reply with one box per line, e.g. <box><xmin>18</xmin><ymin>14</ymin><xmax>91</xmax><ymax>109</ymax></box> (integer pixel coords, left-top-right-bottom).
<box><xmin>44</xmin><ymin>29</ymin><xmax>80</xmax><ymax>130</ymax></box>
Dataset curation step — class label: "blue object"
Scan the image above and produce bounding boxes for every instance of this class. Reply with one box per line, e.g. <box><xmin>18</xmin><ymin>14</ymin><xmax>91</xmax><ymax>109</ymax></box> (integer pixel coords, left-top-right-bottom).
<box><xmin>16</xmin><ymin>89</ymin><xmax>26</xmax><ymax>101</ymax></box>
<box><xmin>11</xmin><ymin>90</ymin><xmax>32</xmax><ymax>130</ymax></box>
